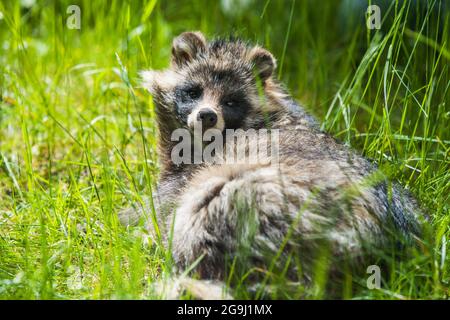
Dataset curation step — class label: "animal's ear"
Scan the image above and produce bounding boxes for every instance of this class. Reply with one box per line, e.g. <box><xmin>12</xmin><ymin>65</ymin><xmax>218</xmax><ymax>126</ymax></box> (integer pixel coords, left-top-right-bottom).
<box><xmin>171</xmin><ymin>31</ymin><xmax>207</xmax><ymax>67</ymax></box>
<box><xmin>247</xmin><ymin>46</ymin><xmax>277</xmax><ymax>82</ymax></box>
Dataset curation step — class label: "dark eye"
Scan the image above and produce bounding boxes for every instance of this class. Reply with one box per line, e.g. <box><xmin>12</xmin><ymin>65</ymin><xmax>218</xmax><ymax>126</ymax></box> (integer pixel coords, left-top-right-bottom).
<box><xmin>186</xmin><ymin>88</ymin><xmax>201</xmax><ymax>100</ymax></box>
<box><xmin>224</xmin><ymin>100</ymin><xmax>235</xmax><ymax>107</ymax></box>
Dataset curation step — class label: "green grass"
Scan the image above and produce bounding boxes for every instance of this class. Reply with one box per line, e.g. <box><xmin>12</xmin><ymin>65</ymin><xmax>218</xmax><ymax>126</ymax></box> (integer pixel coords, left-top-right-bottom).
<box><xmin>0</xmin><ymin>0</ymin><xmax>449</xmax><ymax>299</ymax></box>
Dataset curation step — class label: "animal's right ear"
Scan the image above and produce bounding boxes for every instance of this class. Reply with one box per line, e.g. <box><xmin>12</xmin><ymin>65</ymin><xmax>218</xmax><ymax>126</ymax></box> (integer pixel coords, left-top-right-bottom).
<box><xmin>247</xmin><ymin>46</ymin><xmax>277</xmax><ymax>82</ymax></box>
<box><xmin>171</xmin><ymin>31</ymin><xmax>207</xmax><ymax>68</ymax></box>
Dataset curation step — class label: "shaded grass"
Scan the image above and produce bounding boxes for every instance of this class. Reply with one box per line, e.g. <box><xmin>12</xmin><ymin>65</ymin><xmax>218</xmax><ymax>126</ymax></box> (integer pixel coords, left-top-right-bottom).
<box><xmin>0</xmin><ymin>0</ymin><xmax>448</xmax><ymax>299</ymax></box>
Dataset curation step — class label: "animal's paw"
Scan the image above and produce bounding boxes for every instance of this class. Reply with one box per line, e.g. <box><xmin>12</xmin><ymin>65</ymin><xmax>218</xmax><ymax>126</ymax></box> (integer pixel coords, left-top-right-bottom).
<box><xmin>153</xmin><ymin>276</ymin><xmax>233</xmax><ymax>300</ymax></box>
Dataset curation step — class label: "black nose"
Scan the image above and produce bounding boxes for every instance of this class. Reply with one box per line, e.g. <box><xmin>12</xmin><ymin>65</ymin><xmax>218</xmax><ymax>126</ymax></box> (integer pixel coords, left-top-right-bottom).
<box><xmin>197</xmin><ymin>109</ymin><xmax>218</xmax><ymax>129</ymax></box>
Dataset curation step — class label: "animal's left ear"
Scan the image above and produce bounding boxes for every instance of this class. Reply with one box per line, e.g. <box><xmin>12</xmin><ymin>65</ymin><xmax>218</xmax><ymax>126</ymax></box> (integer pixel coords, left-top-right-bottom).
<box><xmin>247</xmin><ymin>47</ymin><xmax>277</xmax><ymax>82</ymax></box>
<box><xmin>171</xmin><ymin>31</ymin><xmax>207</xmax><ymax>68</ymax></box>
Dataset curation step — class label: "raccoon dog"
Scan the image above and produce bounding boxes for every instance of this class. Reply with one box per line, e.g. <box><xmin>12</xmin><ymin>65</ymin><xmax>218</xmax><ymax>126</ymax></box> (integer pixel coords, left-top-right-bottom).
<box><xmin>120</xmin><ymin>31</ymin><xmax>423</xmax><ymax>298</ymax></box>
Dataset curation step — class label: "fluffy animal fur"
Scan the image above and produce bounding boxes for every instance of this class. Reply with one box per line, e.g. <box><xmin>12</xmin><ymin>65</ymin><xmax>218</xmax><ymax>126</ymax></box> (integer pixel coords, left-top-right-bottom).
<box><xmin>120</xmin><ymin>31</ymin><xmax>423</xmax><ymax>298</ymax></box>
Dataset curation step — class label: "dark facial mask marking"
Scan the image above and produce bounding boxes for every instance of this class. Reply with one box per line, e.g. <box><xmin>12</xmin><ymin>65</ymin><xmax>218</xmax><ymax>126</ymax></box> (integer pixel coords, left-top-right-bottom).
<box><xmin>174</xmin><ymin>84</ymin><xmax>203</xmax><ymax>124</ymax></box>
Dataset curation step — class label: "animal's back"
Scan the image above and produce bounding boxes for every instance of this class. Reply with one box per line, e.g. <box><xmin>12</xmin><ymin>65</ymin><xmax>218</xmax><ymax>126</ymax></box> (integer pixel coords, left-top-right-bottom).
<box><xmin>168</xmin><ymin>107</ymin><xmax>422</xmax><ymax>281</ymax></box>
<box><xmin>119</xmin><ymin>31</ymin><xmax>424</xmax><ymax>298</ymax></box>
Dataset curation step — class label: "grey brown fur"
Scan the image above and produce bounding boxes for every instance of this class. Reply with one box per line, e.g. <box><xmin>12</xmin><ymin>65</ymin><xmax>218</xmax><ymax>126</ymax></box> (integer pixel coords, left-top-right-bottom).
<box><xmin>120</xmin><ymin>32</ymin><xmax>423</xmax><ymax>296</ymax></box>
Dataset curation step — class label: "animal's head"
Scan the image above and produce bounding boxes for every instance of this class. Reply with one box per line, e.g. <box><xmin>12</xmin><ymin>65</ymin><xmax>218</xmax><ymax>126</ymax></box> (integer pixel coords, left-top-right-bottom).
<box><xmin>141</xmin><ymin>31</ymin><xmax>284</xmax><ymax>133</ymax></box>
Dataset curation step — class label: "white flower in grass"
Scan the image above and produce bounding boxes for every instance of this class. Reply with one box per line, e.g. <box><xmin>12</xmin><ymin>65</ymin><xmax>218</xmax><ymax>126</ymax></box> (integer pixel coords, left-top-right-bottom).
<box><xmin>20</xmin><ymin>0</ymin><xmax>36</xmax><ymax>8</ymax></box>
<box><xmin>67</xmin><ymin>266</ymin><xmax>83</xmax><ymax>291</ymax></box>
